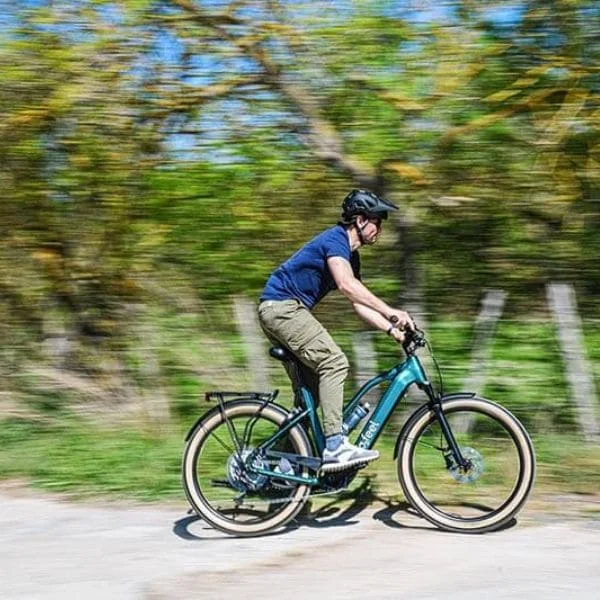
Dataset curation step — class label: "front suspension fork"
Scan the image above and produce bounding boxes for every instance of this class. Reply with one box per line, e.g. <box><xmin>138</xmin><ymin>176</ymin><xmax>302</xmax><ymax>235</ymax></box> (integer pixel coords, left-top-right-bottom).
<box><xmin>424</xmin><ymin>384</ymin><xmax>470</xmax><ymax>470</ymax></box>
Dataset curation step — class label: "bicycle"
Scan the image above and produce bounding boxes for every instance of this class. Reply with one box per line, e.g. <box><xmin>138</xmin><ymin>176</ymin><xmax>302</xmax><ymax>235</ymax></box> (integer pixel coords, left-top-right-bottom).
<box><xmin>182</xmin><ymin>326</ymin><xmax>535</xmax><ymax>536</ymax></box>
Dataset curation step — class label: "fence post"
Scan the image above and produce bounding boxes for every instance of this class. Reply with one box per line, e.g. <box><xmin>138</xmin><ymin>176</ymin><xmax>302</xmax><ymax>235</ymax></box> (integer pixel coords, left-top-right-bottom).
<box><xmin>546</xmin><ymin>283</ymin><xmax>599</xmax><ymax>442</ymax></box>
<box><xmin>233</xmin><ymin>296</ymin><xmax>271</xmax><ymax>391</ymax></box>
<box><xmin>453</xmin><ymin>289</ymin><xmax>506</xmax><ymax>433</ymax></box>
<box><xmin>352</xmin><ymin>331</ymin><xmax>380</xmax><ymax>405</ymax></box>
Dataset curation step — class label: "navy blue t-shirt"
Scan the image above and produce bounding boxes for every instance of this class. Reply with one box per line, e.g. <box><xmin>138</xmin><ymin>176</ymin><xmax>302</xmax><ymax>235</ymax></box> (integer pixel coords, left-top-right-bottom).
<box><xmin>260</xmin><ymin>225</ymin><xmax>361</xmax><ymax>310</ymax></box>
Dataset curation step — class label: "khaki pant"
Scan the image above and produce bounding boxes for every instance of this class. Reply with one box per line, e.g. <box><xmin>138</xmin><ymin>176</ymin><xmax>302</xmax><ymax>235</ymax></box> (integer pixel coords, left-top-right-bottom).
<box><xmin>257</xmin><ymin>299</ymin><xmax>349</xmax><ymax>436</ymax></box>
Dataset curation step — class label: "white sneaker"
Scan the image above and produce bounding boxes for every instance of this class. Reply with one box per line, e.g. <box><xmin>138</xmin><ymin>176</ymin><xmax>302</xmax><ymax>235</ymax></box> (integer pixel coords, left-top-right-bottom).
<box><xmin>321</xmin><ymin>438</ymin><xmax>379</xmax><ymax>473</ymax></box>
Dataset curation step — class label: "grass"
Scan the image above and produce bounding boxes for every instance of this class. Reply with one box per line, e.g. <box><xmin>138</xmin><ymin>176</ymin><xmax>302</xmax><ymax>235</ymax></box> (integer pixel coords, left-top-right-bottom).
<box><xmin>0</xmin><ymin>417</ymin><xmax>186</xmax><ymax>501</ymax></box>
<box><xmin>0</xmin><ymin>317</ymin><xmax>599</xmax><ymax>504</ymax></box>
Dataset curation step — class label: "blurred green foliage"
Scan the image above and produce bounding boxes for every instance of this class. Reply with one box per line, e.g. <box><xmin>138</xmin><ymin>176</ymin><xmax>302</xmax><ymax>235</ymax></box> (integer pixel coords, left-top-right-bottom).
<box><xmin>2</xmin><ymin>1</ymin><xmax>598</xmax><ymax>335</ymax></box>
<box><xmin>0</xmin><ymin>1</ymin><xmax>599</xmax><ymax>498</ymax></box>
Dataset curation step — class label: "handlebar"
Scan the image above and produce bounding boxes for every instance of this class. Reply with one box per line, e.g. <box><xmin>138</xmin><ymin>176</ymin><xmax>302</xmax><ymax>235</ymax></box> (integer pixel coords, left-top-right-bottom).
<box><xmin>389</xmin><ymin>315</ymin><xmax>427</xmax><ymax>355</ymax></box>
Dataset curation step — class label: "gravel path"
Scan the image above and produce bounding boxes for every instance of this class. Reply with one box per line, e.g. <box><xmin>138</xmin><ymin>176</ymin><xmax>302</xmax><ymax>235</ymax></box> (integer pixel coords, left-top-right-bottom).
<box><xmin>2</xmin><ymin>487</ymin><xmax>599</xmax><ymax>600</ymax></box>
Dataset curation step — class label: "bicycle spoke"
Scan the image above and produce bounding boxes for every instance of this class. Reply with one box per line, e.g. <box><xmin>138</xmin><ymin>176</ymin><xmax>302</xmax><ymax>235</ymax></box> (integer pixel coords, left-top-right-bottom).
<box><xmin>187</xmin><ymin>407</ymin><xmax>310</xmax><ymax>530</ymax></box>
<box><xmin>409</xmin><ymin>408</ymin><xmax>521</xmax><ymax>520</ymax></box>
<box><xmin>223</xmin><ymin>412</ymin><xmax>243</xmax><ymax>455</ymax></box>
<box><xmin>207</xmin><ymin>430</ymin><xmax>235</xmax><ymax>455</ymax></box>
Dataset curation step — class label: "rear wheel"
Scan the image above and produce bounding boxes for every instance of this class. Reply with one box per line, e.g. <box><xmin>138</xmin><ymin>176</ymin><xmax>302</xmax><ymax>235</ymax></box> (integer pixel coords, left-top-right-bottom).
<box><xmin>183</xmin><ymin>400</ymin><xmax>313</xmax><ymax>536</ymax></box>
<box><xmin>397</xmin><ymin>396</ymin><xmax>535</xmax><ymax>533</ymax></box>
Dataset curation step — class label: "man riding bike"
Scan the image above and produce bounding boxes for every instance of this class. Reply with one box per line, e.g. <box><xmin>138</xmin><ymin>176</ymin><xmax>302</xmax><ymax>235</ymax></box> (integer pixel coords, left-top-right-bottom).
<box><xmin>258</xmin><ymin>189</ymin><xmax>414</xmax><ymax>472</ymax></box>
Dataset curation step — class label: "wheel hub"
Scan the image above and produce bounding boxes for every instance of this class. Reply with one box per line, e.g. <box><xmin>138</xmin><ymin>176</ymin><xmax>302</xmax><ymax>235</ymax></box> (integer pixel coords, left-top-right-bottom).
<box><xmin>226</xmin><ymin>448</ymin><xmax>268</xmax><ymax>492</ymax></box>
<box><xmin>448</xmin><ymin>447</ymin><xmax>484</xmax><ymax>483</ymax></box>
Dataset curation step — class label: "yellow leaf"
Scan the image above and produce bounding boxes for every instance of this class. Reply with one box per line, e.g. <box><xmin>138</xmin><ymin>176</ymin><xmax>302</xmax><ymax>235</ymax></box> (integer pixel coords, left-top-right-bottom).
<box><xmin>512</xmin><ymin>76</ymin><xmax>540</xmax><ymax>88</ymax></box>
<box><xmin>8</xmin><ymin>108</ymin><xmax>49</xmax><ymax>126</ymax></box>
<box><xmin>485</xmin><ymin>65</ymin><xmax>555</xmax><ymax>103</ymax></box>
<box><xmin>588</xmin><ymin>109</ymin><xmax>600</xmax><ymax>129</ymax></box>
<box><xmin>485</xmin><ymin>89</ymin><xmax>523</xmax><ymax>103</ymax></box>
<box><xmin>387</xmin><ymin>162</ymin><xmax>428</xmax><ymax>185</ymax></box>
<box><xmin>379</xmin><ymin>91</ymin><xmax>426</xmax><ymax>112</ymax></box>
<box><xmin>32</xmin><ymin>249</ymin><xmax>61</xmax><ymax>263</ymax></box>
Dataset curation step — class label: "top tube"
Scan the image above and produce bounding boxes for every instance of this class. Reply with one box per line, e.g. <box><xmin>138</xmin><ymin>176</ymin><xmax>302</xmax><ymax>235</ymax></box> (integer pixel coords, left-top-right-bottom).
<box><xmin>345</xmin><ymin>354</ymin><xmax>429</xmax><ymax>415</ymax></box>
<box><xmin>353</xmin><ymin>355</ymin><xmax>430</xmax><ymax>449</ymax></box>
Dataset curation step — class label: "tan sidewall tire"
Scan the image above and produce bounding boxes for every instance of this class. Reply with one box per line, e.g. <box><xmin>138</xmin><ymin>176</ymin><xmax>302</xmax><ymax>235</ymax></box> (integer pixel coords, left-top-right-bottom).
<box><xmin>183</xmin><ymin>401</ymin><xmax>312</xmax><ymax>536</ymax></box>
<box><xmin>398</xmin><ymin>397</ymin><xmax>535</xmax><ymax>533</ymax></box>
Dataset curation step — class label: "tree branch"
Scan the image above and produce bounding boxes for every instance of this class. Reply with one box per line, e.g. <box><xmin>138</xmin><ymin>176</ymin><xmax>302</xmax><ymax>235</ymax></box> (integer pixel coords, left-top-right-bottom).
<box><xmin>166</xmin><ymin>0</ymin><xmax>377</xmax><ymax>187</ymax></box>
<box><xmin>150</xmin><ymin>75</ymin><xmax>263</xmax><ymax>117</ymax></box>
<box><xmin>437</xmin><ymin>88</ymin><xmax>570</xmax><ymax>149</ymax></box>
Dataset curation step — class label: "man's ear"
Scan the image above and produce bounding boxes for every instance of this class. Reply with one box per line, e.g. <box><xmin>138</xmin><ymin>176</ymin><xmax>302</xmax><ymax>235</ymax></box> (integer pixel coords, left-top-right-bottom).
<box><xmin>355</xmin><ymin>214</ymin><xmax>367</xmax><ymax>227</ymax></box>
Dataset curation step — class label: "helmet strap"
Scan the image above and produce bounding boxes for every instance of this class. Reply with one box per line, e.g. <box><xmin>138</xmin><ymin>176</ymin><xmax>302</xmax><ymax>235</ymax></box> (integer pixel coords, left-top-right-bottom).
<box><xmin>355</xmin><ymin>218</ymin><xmax>367</xmax><ymax>246</ymax></box>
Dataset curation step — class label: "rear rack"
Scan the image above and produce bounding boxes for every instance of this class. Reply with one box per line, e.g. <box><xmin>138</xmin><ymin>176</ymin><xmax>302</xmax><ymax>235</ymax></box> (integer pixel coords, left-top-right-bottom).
<box><xmin>204</xmin><ymin>390</ymin><xmax>279</xmax><ymax>403</ymax></box>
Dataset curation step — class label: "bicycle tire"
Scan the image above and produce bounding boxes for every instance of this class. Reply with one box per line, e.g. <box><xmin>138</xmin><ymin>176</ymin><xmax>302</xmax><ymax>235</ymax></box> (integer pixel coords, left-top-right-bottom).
<box><xmin>183</xmin><ymin>399</ymin><xmax>313</xmax><ymax>536</ymax></box>
<box><xmin>397</xmin><ymin>396</ymin><xmax>535</xmax><ymax>533</ymax></box>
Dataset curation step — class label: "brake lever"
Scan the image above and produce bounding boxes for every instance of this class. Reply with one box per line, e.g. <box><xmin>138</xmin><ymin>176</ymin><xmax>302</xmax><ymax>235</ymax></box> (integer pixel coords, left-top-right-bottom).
<box><xmin>402</xmin><ymin>327</ymin><xmax>426</xmax><ymax>355</ymax></box>
<box><xmin>389</xmin><ymin>315</ymin><xmax>426</xmax><ymax>354</ymax></box>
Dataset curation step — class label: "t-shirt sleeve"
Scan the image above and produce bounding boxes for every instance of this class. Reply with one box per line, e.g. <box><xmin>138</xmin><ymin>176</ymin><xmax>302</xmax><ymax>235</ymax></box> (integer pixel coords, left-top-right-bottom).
<box><xmin>325</xmin><ymin>230</ymin><xmax>352</xmax><ymax>261</ymax></box>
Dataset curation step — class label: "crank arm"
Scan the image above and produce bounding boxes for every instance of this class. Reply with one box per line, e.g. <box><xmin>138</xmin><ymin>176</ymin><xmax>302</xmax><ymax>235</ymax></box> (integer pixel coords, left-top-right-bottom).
<box><xmin>264</xmin><ymin>450</ymin><xmax>322</xmax><ymax>472</ymax></box>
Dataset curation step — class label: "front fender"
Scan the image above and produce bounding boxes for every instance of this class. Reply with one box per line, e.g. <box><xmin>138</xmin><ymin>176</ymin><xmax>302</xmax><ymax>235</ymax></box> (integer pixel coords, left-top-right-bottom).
<box><xmin>392</xmin><ymin>392</ymin><xmax>476</xmax><ymax>459</ymax></box>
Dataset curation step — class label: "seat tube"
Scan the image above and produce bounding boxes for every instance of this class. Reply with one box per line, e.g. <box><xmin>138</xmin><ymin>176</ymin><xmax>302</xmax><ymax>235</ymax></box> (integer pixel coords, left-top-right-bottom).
<box><xmin>299</xmin><ymin>386</ymin><xmax>325</xmax><ymax>454</ymax></box>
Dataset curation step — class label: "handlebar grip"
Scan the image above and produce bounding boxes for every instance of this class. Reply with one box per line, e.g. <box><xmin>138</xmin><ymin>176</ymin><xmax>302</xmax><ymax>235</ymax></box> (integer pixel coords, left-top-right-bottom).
<box><xmin>389</xmin><ymin>315</ymin><xmax>426</xmax><ymax>353</ymax></box>
<box><xmin>389</xmin><ymin>314</ymin><xmax>418</xmax><ymax>331</ymax></box>
<box><xmin>389</xmin><ymin>315</ymin><xmax>410</xmax><ymax>329</ymax></box>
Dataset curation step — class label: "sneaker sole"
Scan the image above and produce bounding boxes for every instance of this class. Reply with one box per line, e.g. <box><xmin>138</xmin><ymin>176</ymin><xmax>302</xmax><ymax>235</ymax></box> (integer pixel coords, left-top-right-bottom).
<box><xmin>319</xmin><ymin>454</ymin><xmax>379</xmax><ymax>473</ymax></box>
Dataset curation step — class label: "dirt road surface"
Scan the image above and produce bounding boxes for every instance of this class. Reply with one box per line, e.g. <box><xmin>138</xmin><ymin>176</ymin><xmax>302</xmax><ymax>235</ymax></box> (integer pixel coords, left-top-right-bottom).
<box><xmin>2</xmin><ymin>487</ymin><xmax>599</xmax><ymax>600</ymax></box>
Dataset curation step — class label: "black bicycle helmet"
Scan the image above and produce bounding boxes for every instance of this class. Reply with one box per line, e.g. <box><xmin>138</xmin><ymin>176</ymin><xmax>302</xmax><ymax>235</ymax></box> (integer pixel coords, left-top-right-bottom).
<box><xmin>341</xmin><ymin>189</ymin><xmax>398</xmax><ymax>222</ymax></box>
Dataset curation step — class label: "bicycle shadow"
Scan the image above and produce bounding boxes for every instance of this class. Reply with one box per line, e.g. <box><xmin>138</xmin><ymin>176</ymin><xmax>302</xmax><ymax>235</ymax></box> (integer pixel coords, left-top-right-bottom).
<box><xmin>372</xmin><ymin>502</ymin><xmax>518</xmax><ymax>534</ymax></box>
<box><xmin>173</xmin><ymin>510</ymin><xmax>302</xmax><ymax>541</ymax></box>
<box><xmin>305</xmin><ymin>488</ymin><xmax>520</xmax><ymax>534</ymax></box>
<box><xmin>171</xmin><ymin>482</ymin><xmax>374</xmax><ymax>541</ymax></box>
<box><xmin>173</xmin><ymin>477</ymin><xmax>517</xmax><ymax>540</ymax></box>
<box><xmin>296</xmin><ymin>478</ymin><xmax>436</xmax><ymax>532</ymax></box>
<box><xmin>295</xmin><ymin>476</ymin><xmax>376</xmax><ymax>529</ymax></box>
<box><xmin>172</xmin><ymin>477</ymin><xmax>380</xmax><ymax>540</ymax></box>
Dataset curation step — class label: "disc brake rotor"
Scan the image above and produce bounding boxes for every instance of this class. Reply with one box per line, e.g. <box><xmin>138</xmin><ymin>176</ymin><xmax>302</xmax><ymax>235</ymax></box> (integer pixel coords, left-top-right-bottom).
<box><xmin>448</xmin><ymin>447</ymin><xmax>484</xmax><ymax>483</ymax></box>
<box><xmin>226</xmin><ymin>448</ymin><xmax>268</xmax><ymax>492</ymax></box>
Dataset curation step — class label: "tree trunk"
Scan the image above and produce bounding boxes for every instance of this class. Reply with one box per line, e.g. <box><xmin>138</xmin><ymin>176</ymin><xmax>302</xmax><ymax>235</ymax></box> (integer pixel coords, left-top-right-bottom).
<box><xmin>395</xmin><ymin>206</ymin><xmax>426</xmax><ymax>320</ymax></box>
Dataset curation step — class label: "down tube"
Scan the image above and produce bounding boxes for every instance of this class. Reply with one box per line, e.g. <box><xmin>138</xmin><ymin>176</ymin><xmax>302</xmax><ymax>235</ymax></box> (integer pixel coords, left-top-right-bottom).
<box><xmin>355</xmin><ymin>357</ymin><xmax>425</xmax><ymax>450</ymax></box>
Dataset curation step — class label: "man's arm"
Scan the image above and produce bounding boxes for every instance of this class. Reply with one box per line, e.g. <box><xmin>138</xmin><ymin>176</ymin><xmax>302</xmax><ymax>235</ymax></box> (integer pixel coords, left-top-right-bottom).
<box><xmin>327</xmin><ymin>256</ymin><xmax>414</xmax><ymax>330</ymax></box>
<box><xmin>352</xmin><ymin>303</ymin><xmax>406</xmax><ymax>343</ymax></box>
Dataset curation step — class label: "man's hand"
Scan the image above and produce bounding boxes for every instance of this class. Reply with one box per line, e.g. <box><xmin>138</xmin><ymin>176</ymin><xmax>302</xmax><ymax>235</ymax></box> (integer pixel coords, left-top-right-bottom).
<box><xmin>388</xmin><ymin>310</ymin><xmax>415</xmax><ymax>331</ymax></box>
<box><xmin>388</xmin><ymin>326</ymin><xmax>406</xmax><ymax>344</ymax></box>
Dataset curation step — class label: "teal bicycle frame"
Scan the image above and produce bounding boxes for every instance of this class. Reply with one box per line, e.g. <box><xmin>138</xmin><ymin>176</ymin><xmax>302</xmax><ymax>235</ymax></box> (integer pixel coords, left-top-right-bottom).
<box><xmin>248</xmin><ymin>354</ymin><xmax>440</xmax><ymax>486</ymax></box>
<box><xmin>314</xmin><ymin>354</ymin><xmax>429</xmax><ymax>452</ymax></box>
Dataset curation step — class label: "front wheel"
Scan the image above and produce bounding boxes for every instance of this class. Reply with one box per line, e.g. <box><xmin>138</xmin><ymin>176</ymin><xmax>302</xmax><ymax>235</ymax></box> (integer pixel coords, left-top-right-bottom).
<box><xmin>397</xmin><ymin>396</ymin><xmax>535</xmax><ymax>533</ymax></box>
